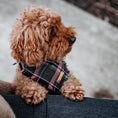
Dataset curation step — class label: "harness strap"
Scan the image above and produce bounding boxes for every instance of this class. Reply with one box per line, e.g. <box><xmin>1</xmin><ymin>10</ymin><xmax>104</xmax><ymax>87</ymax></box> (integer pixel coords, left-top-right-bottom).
<box><xmin>48</xmin><ymin>61</ymin><xmax>63</xmax><ymax>90</ymax></box>
<box><xmin>31</xmin><ymin>62</ymin><xmax>45</xmax><ymax>80</ymax></box>
<box><xmin>19</xmin><ymin>61</ymin><xmax>69</xmax><ymax>93</ymax></box>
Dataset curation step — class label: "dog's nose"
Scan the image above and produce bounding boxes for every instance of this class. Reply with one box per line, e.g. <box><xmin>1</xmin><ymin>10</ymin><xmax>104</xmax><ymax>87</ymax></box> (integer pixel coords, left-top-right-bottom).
<box><xmin>69</xmin><ymin>37</ymin><xmax>76</xmax><ymax>45</ymax></box>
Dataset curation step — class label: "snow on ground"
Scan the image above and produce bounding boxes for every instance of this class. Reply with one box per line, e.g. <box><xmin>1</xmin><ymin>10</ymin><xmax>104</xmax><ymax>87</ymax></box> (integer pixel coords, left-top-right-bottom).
<box><xmin>0</xmin><ymin>0</ymin><xmax>118</xmax><ymax>99</ymax></box>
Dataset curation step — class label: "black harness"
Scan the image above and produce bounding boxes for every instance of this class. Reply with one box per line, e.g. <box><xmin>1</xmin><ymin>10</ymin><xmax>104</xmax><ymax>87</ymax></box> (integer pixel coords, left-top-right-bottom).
<box><xmin>19</xmin><ymin>61</ymin><xmax>69</xmax><ymax>94</ymax></box>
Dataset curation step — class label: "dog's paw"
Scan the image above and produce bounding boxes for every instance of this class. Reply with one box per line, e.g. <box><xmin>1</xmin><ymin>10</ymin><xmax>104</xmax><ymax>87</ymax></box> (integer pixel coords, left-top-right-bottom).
<box><xmin>22</xmin><ymin>86</ymin><xmax>48</xmax><ymax>104</ymax></box>
<box><xmin>61</xmin><ymin>85</ymin><xmax>84</xmax><ymax>101</ymax></box>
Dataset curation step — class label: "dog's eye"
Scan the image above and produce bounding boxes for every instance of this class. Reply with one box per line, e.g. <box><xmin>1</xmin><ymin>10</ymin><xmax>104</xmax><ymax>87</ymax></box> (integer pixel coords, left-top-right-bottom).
<box><xmin>49</xmin><ymin>28</ymin><xmax>55</xmax><ymax>42</ymax></box>
<box><xmin>50</xmin><ymin>27</ymin><xmax>55</xmax><ymax>36</ymax></box>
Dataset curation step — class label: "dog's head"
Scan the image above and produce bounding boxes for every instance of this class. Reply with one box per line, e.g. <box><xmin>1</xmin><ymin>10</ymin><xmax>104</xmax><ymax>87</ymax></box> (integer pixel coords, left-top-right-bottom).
<box><xmin>10</xmin><ymin>6</ymin><xmax>76</xmax><ymax>66</ymax></box>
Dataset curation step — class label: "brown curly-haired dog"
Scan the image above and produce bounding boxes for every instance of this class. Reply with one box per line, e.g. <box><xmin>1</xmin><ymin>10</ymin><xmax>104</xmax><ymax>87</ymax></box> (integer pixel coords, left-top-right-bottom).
<box><xmin>10</xmin><ymin>6</ymin><xmax>84</xmax><ymax>104</ymax></box>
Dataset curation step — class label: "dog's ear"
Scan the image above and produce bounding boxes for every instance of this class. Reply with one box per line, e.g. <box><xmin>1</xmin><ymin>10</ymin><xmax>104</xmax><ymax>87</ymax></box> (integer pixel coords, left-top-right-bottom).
<box><xmin>10</xmin><ymin>19</ymin><xmax>24</xmax><ymax>62</ymax></box>
<box><xmin>22</xmin><ymin>25</ymin><xmax>44</xmax><ymax>66</ymax></box>
<box><xmin>10</xmin><ymin>19</ymin><xmax>45</xmax><ymax>66</ymax></box>
<box><xmin>10</xmin><ymin>6</ymin><xmax>52</xmax><ymax>66</ymax></box>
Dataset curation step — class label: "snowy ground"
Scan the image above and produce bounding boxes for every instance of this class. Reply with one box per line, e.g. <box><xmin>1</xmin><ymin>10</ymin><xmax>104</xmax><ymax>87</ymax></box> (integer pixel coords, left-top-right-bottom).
<box><xmin>0</xmin><ymin>0</ymin><xmax>118</xmax><ymax>99</ymax></box>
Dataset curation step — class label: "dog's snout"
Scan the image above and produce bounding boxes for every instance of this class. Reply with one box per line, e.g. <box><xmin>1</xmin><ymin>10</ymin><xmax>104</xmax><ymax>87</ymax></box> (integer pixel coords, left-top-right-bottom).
<box><xmin>69</xmin><ymin>37</ymin><xmax>76</xmax><ymax>45</ymax></box>
<box><xmin>71</xmin><ymin>37</ymin><xmax>76</xmax><ymax>43</ymax></box>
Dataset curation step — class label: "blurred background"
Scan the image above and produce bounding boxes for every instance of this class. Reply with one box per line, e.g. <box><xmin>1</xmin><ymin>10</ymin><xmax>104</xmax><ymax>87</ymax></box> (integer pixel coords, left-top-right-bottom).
<box><xmin>0</xmin><ymin>0</ymin><xmax>118</xmax><ymax>99</ymax></box>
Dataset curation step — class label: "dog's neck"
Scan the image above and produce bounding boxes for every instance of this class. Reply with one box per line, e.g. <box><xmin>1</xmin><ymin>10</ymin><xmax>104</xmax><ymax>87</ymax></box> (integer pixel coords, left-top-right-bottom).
<box><xmin>19</xmin><ymin>60</ymin><xmax>70</xmax><ymax>93</ymax></box>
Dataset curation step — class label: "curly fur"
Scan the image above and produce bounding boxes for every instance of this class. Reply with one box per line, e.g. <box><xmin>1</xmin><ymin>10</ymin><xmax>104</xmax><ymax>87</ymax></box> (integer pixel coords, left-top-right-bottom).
<box><xmin>10</xmin><ymin>6</ymin><xmax>84</xmax><ymax>104</ymax></box>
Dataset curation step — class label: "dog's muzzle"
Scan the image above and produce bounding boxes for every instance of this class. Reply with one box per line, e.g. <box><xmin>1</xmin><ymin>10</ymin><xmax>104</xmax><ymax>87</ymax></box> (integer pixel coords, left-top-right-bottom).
<box><xmin>68</xmin><ymin>36</ymin><xmax>76</xmax><ymax>46</ymax></box>
<box><xmin>66</xmin><ymin>34</ymin><xmax>76</xmax><ymax>45</ymax></box>
<box><xmin>69</xmin><ymin>37</ymin><xmax>76</xmax><ymax>44</ymax></box>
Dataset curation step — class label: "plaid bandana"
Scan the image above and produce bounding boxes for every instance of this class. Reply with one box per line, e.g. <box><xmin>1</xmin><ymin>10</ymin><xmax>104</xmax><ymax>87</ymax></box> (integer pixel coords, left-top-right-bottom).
<box><xmin>19</xmin><ymin>61</ymin><xmax>69</xmax><ymax>94</ymax></box>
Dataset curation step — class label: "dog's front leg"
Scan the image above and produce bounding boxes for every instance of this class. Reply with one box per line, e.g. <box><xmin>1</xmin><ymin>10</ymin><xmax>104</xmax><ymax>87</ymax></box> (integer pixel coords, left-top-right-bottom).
<box><xmin>61</xmin><ymin>73</ymin><xmax>84</xmax><ymax>101</ymax></box>
<box><xmin>16</xmin><ymin>80</ymin><xmax>48</xmax><ymax>104</ymax></box>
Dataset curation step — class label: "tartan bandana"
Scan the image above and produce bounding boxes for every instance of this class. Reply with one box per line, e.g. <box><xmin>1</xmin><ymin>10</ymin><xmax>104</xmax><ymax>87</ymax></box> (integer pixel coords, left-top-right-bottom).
<box><xmin>19</xmin><ymin>61</ymin><xmax>69</xmax><ymax>94</ymax></box>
